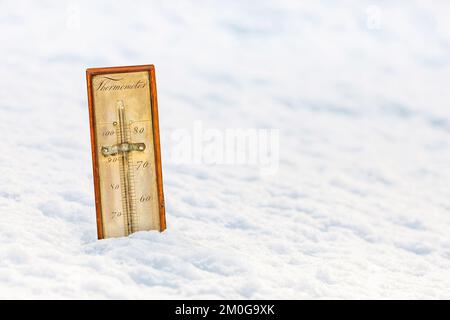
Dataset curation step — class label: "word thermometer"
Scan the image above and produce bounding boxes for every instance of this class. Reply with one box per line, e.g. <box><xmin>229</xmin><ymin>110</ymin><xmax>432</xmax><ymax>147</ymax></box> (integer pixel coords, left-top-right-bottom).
<box><xmin>86</xmin><ymin>65</ymin><xmax>166</xmax><ymax>239</ymax></box>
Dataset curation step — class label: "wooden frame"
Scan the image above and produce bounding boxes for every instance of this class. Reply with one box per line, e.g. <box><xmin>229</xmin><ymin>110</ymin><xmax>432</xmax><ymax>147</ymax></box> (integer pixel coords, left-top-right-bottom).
<box><xmin>86</xmin><ymin>65</ymin><xmax>166</xmax><ymax>239</ymax></box>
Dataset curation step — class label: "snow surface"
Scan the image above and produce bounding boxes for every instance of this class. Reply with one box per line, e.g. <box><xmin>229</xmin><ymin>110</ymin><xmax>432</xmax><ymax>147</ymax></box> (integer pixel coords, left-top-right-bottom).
<box><xmin>1</xmin><ymin>0</ymin><xmax>450</xmax><ymax>299</ymax></box>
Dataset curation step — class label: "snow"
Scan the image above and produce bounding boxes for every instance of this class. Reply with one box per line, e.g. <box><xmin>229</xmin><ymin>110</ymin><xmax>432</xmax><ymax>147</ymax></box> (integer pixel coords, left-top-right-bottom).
<box><xmin>1</xmin><ymin>0</ymin><xmax>450</xmax><ymax>299</ymax></box>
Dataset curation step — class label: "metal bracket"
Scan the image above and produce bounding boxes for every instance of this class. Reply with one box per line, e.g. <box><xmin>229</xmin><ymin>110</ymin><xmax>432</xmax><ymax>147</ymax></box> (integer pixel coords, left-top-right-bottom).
<box><xmin>101</xmin><ymin>142</ymin><xmax>146</xmax><ymax>156</ymax></box>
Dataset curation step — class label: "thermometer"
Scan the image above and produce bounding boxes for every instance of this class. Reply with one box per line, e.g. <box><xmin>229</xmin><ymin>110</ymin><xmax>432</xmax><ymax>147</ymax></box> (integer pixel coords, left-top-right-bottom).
<box><xmin>86</xmin><ymin>65</ymin><xmax>166</xmax><ymax>239</ymax></box>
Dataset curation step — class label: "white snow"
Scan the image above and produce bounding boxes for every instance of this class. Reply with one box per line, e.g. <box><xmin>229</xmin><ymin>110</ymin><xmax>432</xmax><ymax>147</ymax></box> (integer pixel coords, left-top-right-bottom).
<box><xmin>1</xmin><ymin>0</ymin><xmax>450</xmax><ymax>299</ymax></box>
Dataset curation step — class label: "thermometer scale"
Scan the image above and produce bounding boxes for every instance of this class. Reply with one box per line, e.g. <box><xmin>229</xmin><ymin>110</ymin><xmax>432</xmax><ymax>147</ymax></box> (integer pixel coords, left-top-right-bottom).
<box><xmin>86</xmin><ymin>65</ymin><xmax>166</xmax><ymax>239</ymax></box>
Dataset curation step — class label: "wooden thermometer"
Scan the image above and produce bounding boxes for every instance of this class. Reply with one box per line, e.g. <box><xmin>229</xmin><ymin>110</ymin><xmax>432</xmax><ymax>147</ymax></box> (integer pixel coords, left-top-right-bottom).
<box><xmin>86</xmin><ymin>65</ymin><xmax>166</xmax><ymax>239</ymax></box>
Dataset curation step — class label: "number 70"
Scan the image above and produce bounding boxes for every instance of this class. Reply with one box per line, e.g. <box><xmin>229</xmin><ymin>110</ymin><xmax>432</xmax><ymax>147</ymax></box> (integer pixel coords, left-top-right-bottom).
<box><xmin>136</xmin><ymin>161</ymin><xmax>149</xmax><ymax>170</ymax></box>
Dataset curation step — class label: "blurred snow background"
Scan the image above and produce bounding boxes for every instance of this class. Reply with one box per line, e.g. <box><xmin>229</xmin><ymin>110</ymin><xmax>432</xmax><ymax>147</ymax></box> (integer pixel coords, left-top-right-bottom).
<box><xmin>1</xmin><ymin>0</ymin><xmax>450</xmax><ymax>299</ymax></box>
